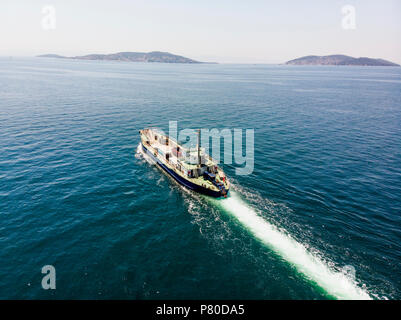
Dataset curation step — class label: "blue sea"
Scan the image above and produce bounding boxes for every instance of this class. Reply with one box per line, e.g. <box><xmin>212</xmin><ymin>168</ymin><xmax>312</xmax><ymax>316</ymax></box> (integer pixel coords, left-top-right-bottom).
<box><xmin>0</xmin><ymin>57</ymin><xmax>400</xmax><ymax>299</ymax></box>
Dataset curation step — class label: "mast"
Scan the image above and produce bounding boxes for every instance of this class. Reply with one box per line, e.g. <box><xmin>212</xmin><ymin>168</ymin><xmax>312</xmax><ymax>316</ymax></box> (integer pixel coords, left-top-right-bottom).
<box><xmin>197</xmin><ymin>129</ymin><xmax>201</xmax><ymax>166</ymax></box>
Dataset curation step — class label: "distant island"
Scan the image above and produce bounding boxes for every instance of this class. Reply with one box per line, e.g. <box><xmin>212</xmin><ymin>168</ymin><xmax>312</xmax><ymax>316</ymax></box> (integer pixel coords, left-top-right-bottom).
<box><xmin>286</xmin><ymin>55</ymin><xmax>399</xmax><ymax>67</ymax></box>
<box><xmin>38</xmin><ymin>51</ymin><xmax>203</xmax><ymax>64</ymax></box>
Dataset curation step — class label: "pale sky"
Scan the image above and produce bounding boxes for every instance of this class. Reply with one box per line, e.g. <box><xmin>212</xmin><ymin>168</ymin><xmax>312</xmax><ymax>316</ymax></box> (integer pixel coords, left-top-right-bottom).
<box><xmin>1</xmin><ymin>0</ymin><xmax>400</xmax><ymax>64</ymax></box>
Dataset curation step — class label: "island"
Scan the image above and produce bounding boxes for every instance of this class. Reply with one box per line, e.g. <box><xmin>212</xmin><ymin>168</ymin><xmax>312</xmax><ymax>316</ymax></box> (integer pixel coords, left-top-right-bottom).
<box><xmin>286</xmin><ymin>55</ymin><xmax>399</xmax><ymax>67</ymax></box>
<box><xmin>38</xmin><ymin>54</ymin><xmax>66</xmax><ymax>59</ymax></box>
<box><xmin>38</xmin><ymin>51</ymin><xmax>203</xmax><ymax>64</ymax></box>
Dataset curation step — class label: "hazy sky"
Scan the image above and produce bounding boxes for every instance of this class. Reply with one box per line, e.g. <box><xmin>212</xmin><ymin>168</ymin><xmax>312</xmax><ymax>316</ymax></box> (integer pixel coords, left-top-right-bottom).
<box><xmin>1</xmin><ymin>0</ymin><xmax>400</xmax><ymax>63</ymax></box>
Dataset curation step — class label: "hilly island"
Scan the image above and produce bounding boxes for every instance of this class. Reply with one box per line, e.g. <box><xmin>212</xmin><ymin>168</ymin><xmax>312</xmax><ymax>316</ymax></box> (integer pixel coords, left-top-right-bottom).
<box><xmin>38</xmin><ymin>51</ymin><xmax>202</xmax><ymax>64</ymax></box>
<box><xmin>286</xmin><ymin>55</ymin><xmax>399</xmax><ymax>66</ymax></box>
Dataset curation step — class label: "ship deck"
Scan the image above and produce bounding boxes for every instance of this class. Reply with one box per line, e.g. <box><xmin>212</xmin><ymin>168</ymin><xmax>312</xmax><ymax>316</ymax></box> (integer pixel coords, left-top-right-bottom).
<box><xmin>140</xmin><ymin>129</ymin><xmax>230</xmax><ymax>194</ymax></box>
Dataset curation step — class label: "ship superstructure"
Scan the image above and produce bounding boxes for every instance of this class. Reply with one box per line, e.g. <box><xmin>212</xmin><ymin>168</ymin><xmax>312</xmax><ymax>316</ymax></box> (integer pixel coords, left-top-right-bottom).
<box><xmin>139</xmin><ymin>128</ymin><xmax>229</xmax><ymax>197</ymax></box>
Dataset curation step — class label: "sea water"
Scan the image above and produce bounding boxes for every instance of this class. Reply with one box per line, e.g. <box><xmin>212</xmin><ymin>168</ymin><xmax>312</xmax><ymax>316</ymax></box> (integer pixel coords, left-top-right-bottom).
<box><xmin>0</xmin><ymin>57</ymin><xmax>400</xmax><ymax>299</ymax></box>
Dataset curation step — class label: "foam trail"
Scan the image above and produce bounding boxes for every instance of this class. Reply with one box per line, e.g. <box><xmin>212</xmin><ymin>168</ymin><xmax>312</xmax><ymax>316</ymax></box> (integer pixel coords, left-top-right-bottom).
<box><xmin>218</xmin><ymin>191</ymin><xmax>371</xmax><ymax>300</ymax></box>
<box><xmin>136</xmin><ymin>143</ymin><xmax>156</xmax><ymax>165</ymax></box>
<box><xmin>136</xmin><ymin>142</ymin><xmax>371</xmax><ymax>299</ymax></box>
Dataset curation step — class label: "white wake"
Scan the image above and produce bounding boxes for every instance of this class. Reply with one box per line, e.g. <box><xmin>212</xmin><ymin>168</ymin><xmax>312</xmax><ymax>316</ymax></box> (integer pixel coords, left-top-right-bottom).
<box><xmin>218</xmin><ymin>191</ymin><xmax>372</xmax><ymax>300</ymax></box>
<box><xmin>136</xmin><ymin>143</ymin><xmax>156</xmax><ymax>165</ymax></box>
<box><xmin>136</xmin><ymin>142</ymin><xmax>372</xmax><ymax>299</ymax></box>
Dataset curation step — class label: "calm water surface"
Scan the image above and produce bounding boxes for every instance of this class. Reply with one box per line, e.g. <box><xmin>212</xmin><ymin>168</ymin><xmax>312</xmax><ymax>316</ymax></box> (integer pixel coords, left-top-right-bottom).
<box><xmin>0</xmin><ymin>57</ymin><xmax>400</xmax><ymax>299</ymax></box>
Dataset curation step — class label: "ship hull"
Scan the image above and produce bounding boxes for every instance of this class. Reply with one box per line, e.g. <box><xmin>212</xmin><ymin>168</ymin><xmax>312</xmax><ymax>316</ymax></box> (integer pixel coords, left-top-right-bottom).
<box><xmin>142</xmin><ymin>143</ymin><xmax>224</xmax><ymax>198</ymax></box>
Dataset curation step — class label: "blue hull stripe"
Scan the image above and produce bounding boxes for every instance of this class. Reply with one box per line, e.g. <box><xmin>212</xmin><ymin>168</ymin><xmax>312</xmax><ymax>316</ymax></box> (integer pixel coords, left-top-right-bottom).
<box><xmin>142</xmin><ymin>143</ymin><xmax>222</xmax><ymax>197</ymax></box>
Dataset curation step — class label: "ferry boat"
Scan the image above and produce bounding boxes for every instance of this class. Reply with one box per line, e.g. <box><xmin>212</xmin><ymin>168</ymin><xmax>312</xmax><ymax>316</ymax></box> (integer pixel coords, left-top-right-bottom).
<box><xmin>139</xmin><ymin>128</ymin><xmax>229</xmax><ymax>198</ymax></box>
